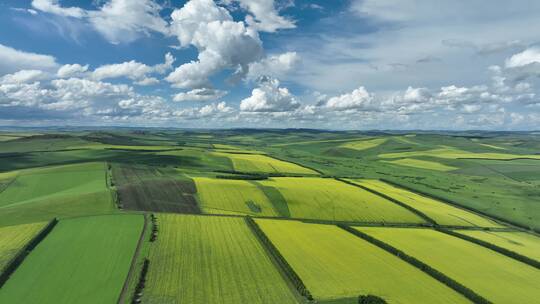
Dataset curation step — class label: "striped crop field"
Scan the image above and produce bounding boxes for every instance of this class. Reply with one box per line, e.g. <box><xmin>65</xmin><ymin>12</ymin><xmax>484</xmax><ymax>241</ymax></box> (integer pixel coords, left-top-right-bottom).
<box><xmin>0</xmin><ymin>222</ymin><xmax>47</xmax><ymax>273</ymax></box>
<box><xmin>193</xmin><ymin>177</ymin><xmax>278</xmax><ymax>216</ymax></box>
<box><xmin>213</xmin><ymin>152</ymin><xmax>317</xmax><ymax>174</ymax></box>
<box><xmin>378</xmin><ymin>147</ymin><xmax>540</xmax><ymax>160</ymax></box>
<box><xmin>0</xmin><ymin>214</ymin><xmax>144</xmax><ymax>304</ymax></box>
<box><xmin>349</xmin><ymin>179</ymin><xmax>501</xmax><ymax>227</ymax></box>
<box><xmin>358</xmin><ymin>227</ymin><xmax>540</xmax><ymax>303</ymax></box>
<box><xmin>143</xmin><ymin>214</ymin><xmax>298</xmax><ymax>304</ymax></box>
<box><xmin>258</xmin><ymin>177</ymin><xmax>424</xmax><ymax>223</ymax></box>
<box><xmin>339</xmin><ymin>138</ymin><xmax>387</xmax><ymax>151</ymax></box>
<box><xmin>382</xmin><ymin>158</ymin><xmax>458</xmax><ymax>171</ymax></box>
<box><xmin>0</xmin><ymin>162</ymin><xmax>115</xmax><ymax>226</ymax></box>
<box><xmin>453</xmin><ymin>230</ymin><xmax>540</xmax><ymax>262</ymax></box>
<box><xmin>255</xmin><ymin>219</ymin><xmax>469</xmax><ymax>303</ymax></box>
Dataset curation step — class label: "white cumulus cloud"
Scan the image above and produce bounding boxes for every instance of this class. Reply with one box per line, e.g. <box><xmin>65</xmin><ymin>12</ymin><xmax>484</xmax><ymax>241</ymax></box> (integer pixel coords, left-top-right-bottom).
<box><xmin>172</xmin><ymin>88</ymin><xmax>228</xmax><ymax>102</ymax></box>
<box><xmin>166</xmin><ymin>0</ymin><xmax>263</xmax><ymax>88</ymax></box>
<box><xmin>57</xmin><ymin>63</ymin><xmax>89</xmax><ymax>78</ymax></box>
<box><xmin>240</xmin><ymin>76</ymin><xmax>300</xmax><ymax>112</ymax></box>
<box><xmin>92</xmin><ymin>52</ymin><xmax>174</xmax><ymax>84</ymax></box>
<box><xmin>0</xmin><ymin>44</ymin><xmax>58</xmax><ymax>75</ymax></box>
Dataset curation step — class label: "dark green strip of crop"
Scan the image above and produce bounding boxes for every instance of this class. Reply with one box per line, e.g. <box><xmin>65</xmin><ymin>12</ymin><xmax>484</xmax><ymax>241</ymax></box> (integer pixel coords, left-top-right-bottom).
<box><xmin>335</xmin><ymin>178</ymin><xmax>436</xmax><ymax>225</ymax></box>
<box><xmin>245</xmin><ymin>217</ymin><xmax>313</xmax><ymax>301</ymax></box>
<box><xmin>0</xmin><ymin>218</ymin><xmax>58</xmax><ymax>288</ymax></box>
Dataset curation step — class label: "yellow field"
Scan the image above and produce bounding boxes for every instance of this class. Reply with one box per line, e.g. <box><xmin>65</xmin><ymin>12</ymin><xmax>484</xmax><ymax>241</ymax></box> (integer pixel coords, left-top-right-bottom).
<box><xmin>454</xmin><ymin>230</ymin><xmax>540</xmax><ymax>261</ymax></box>
<box><xmin>479</xmin><ymin>143</ymin><xmax>506</xmax><ymax>150</ymax></box>
<box><xmin>0</xmin><ymin>222</ymin><xmax>46</xmax><ymax>271</ymax></box>
<box><xmin>212</xmin><ymin>143</ymin><xmax>239</xmax><ymax>150</ymax></box>
<box><xmin>193</xmin><ymin>177</ymin><xmax>278</xmax><ymax>216</ymax></box>
<box><xmin>379</xmin><ymin>147</ymin><xmax>540</xmax><ymax>160</ymax></box>
<box><xmin>256</xmin><ymin>219</ymin><xmax>469</xmax><ymax>303</ymax></box>
<box><xmin>340</xmin><ymin>138</ymin><xmax>387</xmax><ymax>151</ymax></box>
<box><xmin>257</xmin><ymin>178</ymin><xmax>424</xmax><ymax>223</ymax></box>
<box><xmin>212</xmin><ymin>152</ymin><xmax>317</xmax><ymax>174</ymax></box>
<box><xmin>0</xmin><ymin>135</ymin><xmax>21</xmax><ymax>142</ymax></box>
<box><xmin>350</xmin><ymin>179</ymin><xmax>501</xmax><ymax>227</ymax></box>
<box><xmin>143</xmin><ymin>215</ymin><xmax>297</xmax><ymax>304</ymax></box>
<box><xmin>359</xmin><ymin>227</ymin><xmax>540</xmax><ymax>304</ymax></box>
<box><xmin>382</xmin><ymin>158</ymin><xmax>457</xmax><ymax>171</ymax></box>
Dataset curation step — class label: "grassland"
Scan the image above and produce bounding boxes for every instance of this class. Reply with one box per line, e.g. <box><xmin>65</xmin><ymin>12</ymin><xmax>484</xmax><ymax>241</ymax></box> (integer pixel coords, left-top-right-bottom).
<box><xmin>256</xmin><ymin>219</ymin><xmax>469</xmax><ymax>303</ymax></box>
<box><xmin>213</xmin><ymin>152</ymin><xmax>318</xmax><ymax>174</ymax></box>
<box><xmin>0</xmin><ymin>162</ymin><xmax>115</xmax><ymax>226</ymax></box>
<box><xmin>0</xmin><ymin>222</ymin><xmax>47</xmax><ymax>273</ymax></box>
<box><xmin>339</xmin><ymin>138</ymin><xmax>387</xmax><ymax>151</ymax></box>
<box><xmin>358</xmin><ymin>227</ymin><xmax>540</xmax><ymax>303</ymax></box>
<box><xmin>453</xmin><ymin>230</ymin><xmax>540</xmax><ymax>262</ymax></box>
<box><xmin>112</xmin><ymin>164</ymin><xmax>199</xmax><ymax>213</ymax></box>
<box><xmin>382</xmin><ymin>158</ymin><xmax>458</xmax><ymax>171</ymax></box>
<box><xmin>193</xmin><ymin>177</ymin><xmax>278</xmax><ymax>216</ymax></box>
<box><xmin>143</xmin><ymin>214</ymin><xmax>297</xmax><ymax>304</ymax></box>
<box><xmin>0</xmin><ymin>214</ymin><xmax>144</xmax><ymax>304</ymax></box>
<box><xmin>349</xmin><ymin>179</ymin><xmax>501</xmax><ymax>227</ymax></box>
<box><xmin>257</xmin><ymin>177</ymin><xmax>424</xmax><ymax>223</ymax></box>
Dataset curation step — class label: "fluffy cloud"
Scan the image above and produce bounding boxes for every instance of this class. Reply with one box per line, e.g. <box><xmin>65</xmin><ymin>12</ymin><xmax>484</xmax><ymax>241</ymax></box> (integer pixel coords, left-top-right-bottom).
<box><xmin>325</xmin><ymin>86</ymin><xmax>374</xmax><ymax>110</ymax></box>
<box><xmin>1</xmin><ymin>70</ymin><xmax>48</xmax><ymax>84</ymax></box>
<box><xmin>31</xmin><ymin>0</ymin><xmax>86</xmax><ymax>18</ymax></box>
<box><xmin>505</xmin><ymin>47</ymin><xmax>540</xmax><ymax>68</ymax></box>
<box><xmin>247</xmin><ymin>52</ymin><xmax>300</xmax><ymax>81</ymax></box>
<box><xmin>32</xmin><ymin>0</ymin><xmax>168</xmax><ymax>44</ymax></box>
<box><xmin>240</xmin><ymin>76</ymin><xmax>299</xmax><ymax>112</ymax></box>
<box><xmin>224</xmin><ymin>0</ymin><xmax>296</xmax><ymax>32</ymax></box>
<box><xmin>166</xmin><ymin>0</ymin><xmax>263</xmax><ymax>88</ymax></box>
<box><xmin>172</xmin><ymin>88</ymin><xmax>228</xmax><ymax>102</ymax></box>
<box><xmin>92</xmin><ymin>53</ymin><xmax>174</xmax><ymax>85</ymax></box>
<box><xmin>57</xmin><ymin>64</ymin><xmax>89</xmax><ymax>78</ymax></box>
<box><xmin>503</xmin><ymin>47</ymin><xmax>540</xmax><ymax>83</ymax></box>
<box><xmin>0</xmin><ymin>44</ymin><xmax>58</xmax><ymax>75</ymax></box>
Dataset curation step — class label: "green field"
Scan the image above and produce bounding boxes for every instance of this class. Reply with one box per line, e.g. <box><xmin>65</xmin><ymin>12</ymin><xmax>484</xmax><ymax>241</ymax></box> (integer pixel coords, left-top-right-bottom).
<box><xmin>0</xmin><ymin>214</ymin><xmax>143</xmax><ymax>303</ymax></box>
<box><xmin>454</xmin><ymin>230</ymin><xmax>540</xmax><ymax>262</ymax></box>
<box><xmin>256</xmin><ymin>219</ymin><xmax>469</xmax><ymax>303</ymax></box>
<box><xmin>349</xmin><ymin>179</ymin><xmax>501</xmax><ymax>227</ymax></box>
<box><xmin>194</xmin><ymin>177</ymin><xmax>278</xmax><ymax>216</ymax></box>
<box><xmin>143</xmin><ymin>214</ymin><xmax>298</xmax><ymax>304</ymax></box>
<box><xmin>0</xmin><ymin>162</ymin><xmax>115</xmax><ymax>226</ymax></box>
<box><xmin>358</xmin><ymin>227</ymin><xmax>540</xmax><ymax>303</ymax></box>
<box><xmin>257</xmin><ymin>177</ymin><xmax>424</xmax><ymax>223</ymax></box>
<box><xmin>382</xmin><ymin>158</ymin><xmax>458</xmax><ymax>171</ymax></box>
<box><xmin>0</xmin><ymin>222</ymin><xmax>47</xmax><ymax>273</ymax></box>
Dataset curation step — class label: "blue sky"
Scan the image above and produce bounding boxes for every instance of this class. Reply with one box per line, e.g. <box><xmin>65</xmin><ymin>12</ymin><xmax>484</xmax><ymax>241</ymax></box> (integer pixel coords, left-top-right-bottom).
<box><xmin>0</xmin><ymin>0</ymin><xmax>539</xmax><ymax>130</ymax></box>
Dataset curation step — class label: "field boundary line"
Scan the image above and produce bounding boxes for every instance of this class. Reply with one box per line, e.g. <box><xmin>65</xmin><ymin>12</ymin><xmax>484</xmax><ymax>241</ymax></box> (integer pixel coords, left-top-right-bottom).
<box><xmin>265</xmin><ymin>154</ymin><xmax>324</xmax><ymax>175</ymax></box>
<box><xmin>0</xmin><ymin>218</ymin><xmax>58</xmax><ymax>288</ymax></box>
<box><xmin>378</xmin><ymin>178</ymin><xmax>537</xmax><ymax>233</ymax></box>
<box><xmin>0</xmin><ymin>174</ymin><xmax>18</xmax><ymax>195</ymax></box>
<box><xmin>117</xmin><ymin>213</ymin><xmax>150</xmax><ymax>304</ymax></box>
<box><xmin>338</xmin><ymin>225</ymin><xmax>492</xmax><ymax>304</ymax></box>
<box><xmin>335</xmin><ymin>178</ymin><xmax>436</xmax><ymax>225</ymax></box>
<box><xmin>245</xmin><ymin>217</ymin><xmax>314</xmax><ymax>302</ymax></box>
<box><xmin>142</xmin><ymin>211</ymin><xmax>517</xmax><ymax>231</ymax></box>
<box><xmin>436</xmin><ymin>228</ymin><xmax>540</xmax><ymax>270</ymax></box>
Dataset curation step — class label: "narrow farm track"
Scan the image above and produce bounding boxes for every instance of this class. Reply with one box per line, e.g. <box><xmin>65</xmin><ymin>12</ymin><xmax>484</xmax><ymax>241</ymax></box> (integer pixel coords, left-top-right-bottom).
<box><xmin>117</xmin><ymin>214</ymin><xmax>149</xmax><ymax>304</ymax></box>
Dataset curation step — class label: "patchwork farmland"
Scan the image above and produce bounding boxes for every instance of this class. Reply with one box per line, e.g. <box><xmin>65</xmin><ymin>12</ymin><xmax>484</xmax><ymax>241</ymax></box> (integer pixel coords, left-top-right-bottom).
<box><xmin>1</xmin><ymin>129</ymin><xmax>539</xmax><ymax>304</ymax></box>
